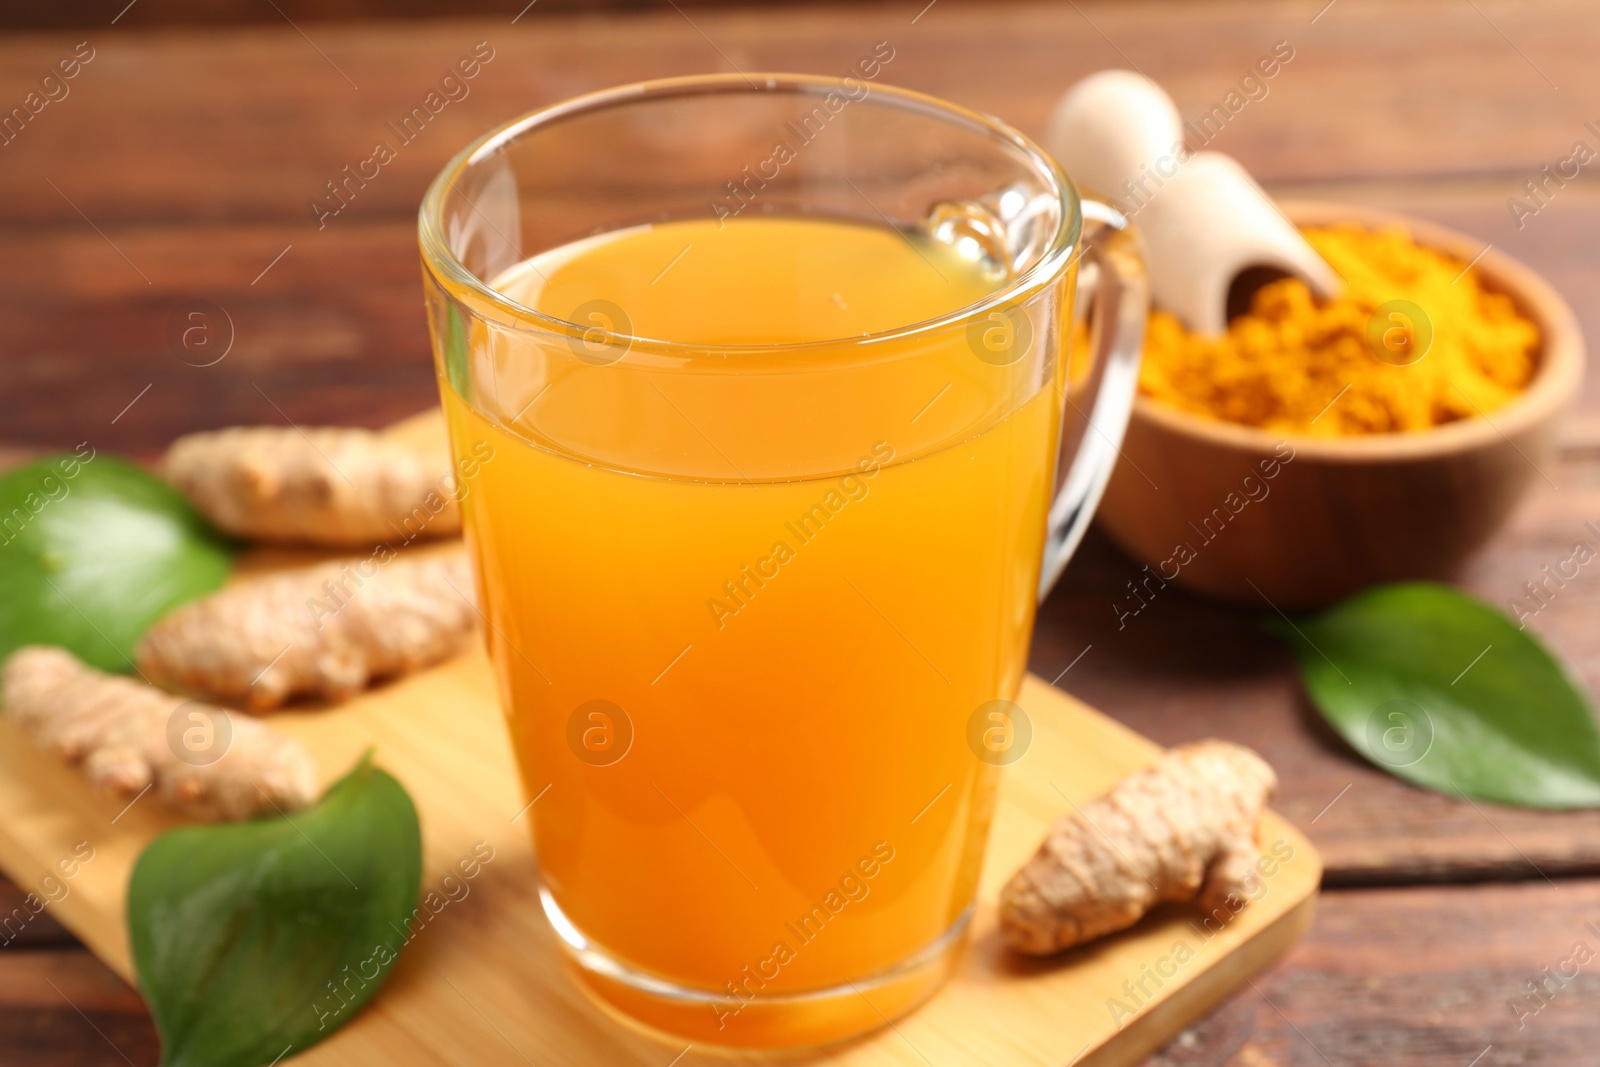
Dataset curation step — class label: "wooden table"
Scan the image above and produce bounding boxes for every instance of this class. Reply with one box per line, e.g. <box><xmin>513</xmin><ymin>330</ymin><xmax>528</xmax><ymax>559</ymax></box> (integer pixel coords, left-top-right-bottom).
<box><xmin>3</xmin><ymin>1</ymin><xmax>1599</xmax><ymax>1062</ymax></box>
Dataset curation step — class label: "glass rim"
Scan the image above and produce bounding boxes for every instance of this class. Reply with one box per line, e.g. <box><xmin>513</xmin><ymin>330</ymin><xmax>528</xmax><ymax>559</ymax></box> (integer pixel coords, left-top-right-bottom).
<box><xmin>418</xmin><ymin>72</ymin><xmax>1082</xmax><ymax>357</ymax></box>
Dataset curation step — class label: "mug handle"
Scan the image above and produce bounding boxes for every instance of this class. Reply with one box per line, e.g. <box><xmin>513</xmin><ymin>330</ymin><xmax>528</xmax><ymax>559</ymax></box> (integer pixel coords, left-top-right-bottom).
<box><xmin>1037</xmin><ymin>197</ymin><xmax>1150</xmax><ymax>600</ymax></box>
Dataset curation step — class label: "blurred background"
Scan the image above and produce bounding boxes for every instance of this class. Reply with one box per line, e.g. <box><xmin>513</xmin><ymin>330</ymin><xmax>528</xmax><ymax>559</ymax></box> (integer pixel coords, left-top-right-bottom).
<box><xmin>3</xmin><ymin>0</ymin><xmax>1595</xmax><ymax>454</ymax></box>
<box><xmin>3</xmin><ymin>1</ymin><xmax>1599</xmax><ymax>1064</ymax></box>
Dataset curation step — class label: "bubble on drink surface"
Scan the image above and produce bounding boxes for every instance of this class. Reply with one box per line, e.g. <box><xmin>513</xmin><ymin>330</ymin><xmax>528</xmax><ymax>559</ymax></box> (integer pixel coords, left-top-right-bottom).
<box><xmin>166</xmin><ymin>299</ymin><xmax>235</xmax><ymax>367</ymax></box>
<box><xmin>566</xmin><ymin>299</ymin><xmax>633</xmax><ymax>367</ymax></box>
<box><xmin>966</xmin><ymin>699</ymin><xmax>1032</xmax><ymax>765</ymax></box>
<box><xmin>1363</xmin><ymin>698</ymin><xmax>1434</xmax><ymax>768</ymax></box>
<box><xmin>566</xmin><ymin>699</ymin><xmax>634</xmax><ymax>766</ymax></box>
<box><xmin>165</xmin><ymin>701</ymin><xmax>233</xmax><ymax>766</ymax></box>
<box><xmin>927</xmin><ymin>199</ymin><xmax>1030</xmax><ymax>369</ymax></box>
<box><xmin>1365</xmin><ymin>299</ymin><xmax>1433</xmax><ymax>367</ymax></box>
<box><xmin>925</xmin><ymin>199</ymin><xmax>1011</xmax><ymax>280</ymax></box>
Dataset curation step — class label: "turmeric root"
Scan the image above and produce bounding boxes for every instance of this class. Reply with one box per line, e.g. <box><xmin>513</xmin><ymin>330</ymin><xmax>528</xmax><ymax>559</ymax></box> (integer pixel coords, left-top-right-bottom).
<box><xmin>162</xmin><ymin>426</ymin><xmax>461</xmax><ymax>546</ymax></box>
<box><xmin>2</xmin><ymin>646</ymin><xmax>316</xmax><ymax>821</ymax></box>
<box><xmin>1000</xmin><ymin>740</ymin><xmax>1276</xmax><ymax>955</ymax></box>
<box><xmin>137</xmin><ymin>549</ymin><xmax>478</xmax><ymax>710</ymax></box>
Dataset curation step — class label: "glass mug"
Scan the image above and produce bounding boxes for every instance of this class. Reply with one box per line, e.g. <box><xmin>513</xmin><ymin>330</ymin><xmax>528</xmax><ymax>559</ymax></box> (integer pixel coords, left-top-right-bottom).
<box><xmin>420</xmin><ymin>73</ymin><xmax>1146</xmax><ymax>1049</ymax></box>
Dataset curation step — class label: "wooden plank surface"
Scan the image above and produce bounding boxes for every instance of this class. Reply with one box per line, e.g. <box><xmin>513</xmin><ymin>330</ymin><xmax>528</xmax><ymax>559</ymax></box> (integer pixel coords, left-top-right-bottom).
<box><xmin>1155</xmin><ymin>881</ymin><xmax>1600</xmax><ymax>1066</ymax></box>
<box><xmin>0</xmin><ymin>647</ymin><xmax>1320</xmax><ymax>1066</ymax></box>
<box><xmin>1</xmin><ymin>0</ymin><xmax>834</xmax><ymax>32</ymax></box>
<box><xmin>16</xmin><ymin>881</ymin><xmax>1600</xmax><ymax>1067</ymax></box>
<box><xmin>4</xmin><ymin>0</ymin><xmax>1599</xmax><ymax>225</ymax></box>
<box><xmin>4</xmin><ymin>0</ymin><xmax>1600</xmax><ymax>455</ymax></box>
<box><xmin>4</xmin><ymin>0</ymin><xmax>1600</xmax><ymax>1062</ymax></box>
<box><xmin>1033</xmin><ymin>445</ymin><xmax>1600</xmax><ymax>886</ymax></box>
<box><xmin>0</xmin><ymin>950</ymin><xmax>160</xmax><ymax>1066</ymax></box>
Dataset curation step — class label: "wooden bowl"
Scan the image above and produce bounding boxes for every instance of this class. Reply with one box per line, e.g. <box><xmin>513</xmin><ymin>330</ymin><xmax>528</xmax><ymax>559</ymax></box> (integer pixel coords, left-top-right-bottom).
<box><xmin>1093</xmin><ymin>201</ymin><xmax>1585</xmax><ymax>610</ymax></box>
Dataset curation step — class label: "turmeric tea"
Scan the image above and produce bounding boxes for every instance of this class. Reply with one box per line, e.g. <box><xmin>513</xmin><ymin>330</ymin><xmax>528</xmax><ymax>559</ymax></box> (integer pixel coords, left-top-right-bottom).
<box><xmin>1138</xmin><ymin>224</ymin><xmax>1539</xmax><ymax>436</ymax></box>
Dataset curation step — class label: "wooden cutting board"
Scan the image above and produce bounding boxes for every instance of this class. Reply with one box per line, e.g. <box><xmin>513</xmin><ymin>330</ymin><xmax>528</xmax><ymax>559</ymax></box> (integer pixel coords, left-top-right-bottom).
<box><xmin>0</xmin><ymin>417</ymin><xmax>1320</xmax><ymax>1067</ymax></box>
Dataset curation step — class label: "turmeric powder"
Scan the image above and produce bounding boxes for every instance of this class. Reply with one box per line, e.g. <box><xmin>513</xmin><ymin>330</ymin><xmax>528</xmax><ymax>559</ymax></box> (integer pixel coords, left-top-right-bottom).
<box><xmin>1138</xmin><ymin>225</ymin><xmax>1539</xmax><ymax>436</ymax></box>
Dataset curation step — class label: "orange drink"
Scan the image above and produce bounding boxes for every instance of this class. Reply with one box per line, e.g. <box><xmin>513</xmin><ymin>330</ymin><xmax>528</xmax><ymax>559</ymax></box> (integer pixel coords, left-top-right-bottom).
<box><xmin>420</xmin><ymin>75</ymin><xmax>1148</xmax><ymax>1048</ymax></box>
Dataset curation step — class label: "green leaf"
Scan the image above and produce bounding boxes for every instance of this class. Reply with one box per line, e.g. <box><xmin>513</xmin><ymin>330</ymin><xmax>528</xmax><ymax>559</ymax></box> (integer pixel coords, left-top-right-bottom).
<box><xmin>129</xmin><ymin>755</ymin><xmax>423</xmax><ymax>1067</ymax></box>
<box><xmin>0</xmin><ymin>452</ymin><xmax>233</xmax><ymax>672</ymax></box>
<box><xmin>1271</xmin><ymin>581</ymin><xmax>1600</xmax><ymax>809</ymax></box>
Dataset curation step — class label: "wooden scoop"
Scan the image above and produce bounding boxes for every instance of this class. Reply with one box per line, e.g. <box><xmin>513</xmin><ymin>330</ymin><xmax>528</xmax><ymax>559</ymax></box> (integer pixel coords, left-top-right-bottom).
<box><xmin>1044</xmin><ymin>70</ymin><xmax>1339</xmax><ymax>335</ymax></box>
